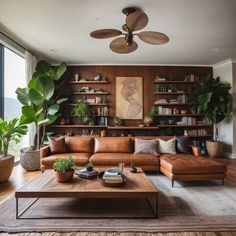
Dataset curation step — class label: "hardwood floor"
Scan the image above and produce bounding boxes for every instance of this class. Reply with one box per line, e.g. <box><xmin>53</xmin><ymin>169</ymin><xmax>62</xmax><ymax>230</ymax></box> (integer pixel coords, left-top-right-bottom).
<box><xmin>0</xmin><ymin>159</ymin><xmax>236</xmax><ymax>236</ymax></box>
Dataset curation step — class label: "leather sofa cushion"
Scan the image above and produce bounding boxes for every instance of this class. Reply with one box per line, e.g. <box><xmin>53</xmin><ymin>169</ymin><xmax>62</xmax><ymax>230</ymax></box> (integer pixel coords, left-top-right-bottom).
<box><xmin>90</xmin><ymin>153</ymin><xmax>159</xmax><ymax>166</ymax></box>
<box><xmin>160</xmin><ymin>154</ymin><xmax>227</xmax><ymax>174</ymax></box>
<box><xmin>94</xmin><ymin>137</ymin><xmax>132</xmax><ymax>153</ymax></box>
<box><xmin>48</xmin><ymin>136</ymin><xmax>66</xmax><ymax>154</ymax></box>
<box><xmin>41</xmin><ymin>153</ymin><xmax>90</xmax><ymax>166</ymax></box>
<box><xmin>65</xmin><ymin>136</ymin><xmax>94</xmax><ymax>153</ymax></box>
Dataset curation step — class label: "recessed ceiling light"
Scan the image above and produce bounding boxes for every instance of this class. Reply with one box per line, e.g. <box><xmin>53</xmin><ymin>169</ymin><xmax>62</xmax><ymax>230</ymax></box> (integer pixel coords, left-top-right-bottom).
<box><xmin>50</xmin><ymin>49</ymin><xmax>57</xmax><ymax>52</ymax></box>
<box><xmin>212</xmin><ymin>48</ymin><xmax>223</xmax><ymax>52</ymax></box>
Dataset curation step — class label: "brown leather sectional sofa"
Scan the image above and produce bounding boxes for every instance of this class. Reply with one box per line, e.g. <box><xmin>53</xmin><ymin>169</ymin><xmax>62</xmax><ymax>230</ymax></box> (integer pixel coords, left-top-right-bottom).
<box><xmin>40</xmin><ymin>136</ymin><xmax>227</xmax><ymax>186</ymax></box>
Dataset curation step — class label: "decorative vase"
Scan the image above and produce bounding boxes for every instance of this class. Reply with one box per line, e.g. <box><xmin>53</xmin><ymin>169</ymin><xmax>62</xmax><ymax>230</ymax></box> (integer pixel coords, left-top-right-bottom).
<box><xmin>0</xmin><ymin>155</ymin><xmax>14</xmax><ymax>183</ymax></box>
<box><xmin>20</xmin><ymin>150</ymin><xmax>40</xmax><ymax>171</ymax></box>
<box><xmin>54</xmin><ymin>169</ymin><xmax>74</xmax><ymax>183</ymax></box>
<box><xmin>206</xmin><ymin>140</ymin><xmax>223</xmax><ymax>158</ymax></box>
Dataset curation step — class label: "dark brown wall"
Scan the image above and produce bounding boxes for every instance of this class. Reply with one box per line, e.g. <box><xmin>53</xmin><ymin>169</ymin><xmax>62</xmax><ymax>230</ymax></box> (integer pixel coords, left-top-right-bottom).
<box><xmin>66</xmin><ymin>65</ymin><xmax>212</xmax><ymax>127</ymax></box>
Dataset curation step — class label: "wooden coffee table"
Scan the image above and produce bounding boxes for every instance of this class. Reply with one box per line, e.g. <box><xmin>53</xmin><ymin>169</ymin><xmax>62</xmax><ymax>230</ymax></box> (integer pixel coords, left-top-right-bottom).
<box><xmin>15</xmin><ymin>167</ymin><xmax>158</xmax><ymax>219</ymax></box>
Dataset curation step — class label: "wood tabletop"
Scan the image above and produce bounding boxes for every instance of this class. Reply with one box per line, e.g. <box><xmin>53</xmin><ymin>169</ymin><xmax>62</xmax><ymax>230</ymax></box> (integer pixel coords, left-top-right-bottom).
<box><xmin>15</xmin><ymin>168</ymin><xmax>158</xmax><ymax>198</ymax></box>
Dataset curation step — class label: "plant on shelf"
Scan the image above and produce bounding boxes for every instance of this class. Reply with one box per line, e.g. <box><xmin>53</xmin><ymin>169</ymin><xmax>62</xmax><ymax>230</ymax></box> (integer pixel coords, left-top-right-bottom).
<box><xmin>0</xmin><ymin>118</ymin><xmax>28</xmax><ymax>183</ymax></box>
<box><xmin>188</xmin><ymin>75</ymin><xmax>231</xmax><ymax>158</ymax></box>
<box><xmin>16</xmin><ymin>60</ymin><xmax>70</xmax><ymax>170</ymax></box>
<box><xmin>53</xmin><ymin>157</ymin><xmax>75</xmax><ymax>183</ymax></box>
<box><xmin>72</xmin><ymin>99</ymin><xmax>94</xmax><ymax>125</ymax></box>
<box><xmin>144</xmin><ymin>107</ymin><xmax>158</xmax><ymax>126</ymax></box>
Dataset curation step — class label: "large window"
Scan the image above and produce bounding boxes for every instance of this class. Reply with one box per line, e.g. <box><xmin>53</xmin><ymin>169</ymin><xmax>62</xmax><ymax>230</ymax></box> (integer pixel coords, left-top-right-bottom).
<box><xmin>1</xmin><ymin>45</ymin><xmax>29</xmax><ymax>161</ymax></box>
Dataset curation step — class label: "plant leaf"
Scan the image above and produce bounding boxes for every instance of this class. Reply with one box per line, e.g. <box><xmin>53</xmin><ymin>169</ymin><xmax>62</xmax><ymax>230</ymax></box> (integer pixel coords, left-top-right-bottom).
<box><xmin>56</xmin><ymin>62</ymin><xmax>67</xmax><ymax>80</ymax></box>
<box><xmin>15</xmin><ymin>88</ymin><xmax>30</xmax><ymax>105</ymax></box>
<box><xmin>48</xmin><ymin>104</ymin><xmax>59</xmax><ymax>115</ymax></box>
<box><xmin>28</xmin><ymin>89</ymin><xmax>44</xmax><ymax>105</ymax></box>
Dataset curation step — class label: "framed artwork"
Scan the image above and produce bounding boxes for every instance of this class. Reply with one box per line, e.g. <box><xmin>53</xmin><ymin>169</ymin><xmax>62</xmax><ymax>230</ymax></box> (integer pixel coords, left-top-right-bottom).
<box><xmin>116</xmin><ymin>77</ymin><xmax>143</xmax><ymax>119</ymax></box>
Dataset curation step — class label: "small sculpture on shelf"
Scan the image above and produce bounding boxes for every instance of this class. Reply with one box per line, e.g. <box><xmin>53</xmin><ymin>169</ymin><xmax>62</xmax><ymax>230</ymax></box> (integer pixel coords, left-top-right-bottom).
<box><xmin>130</xmin><ymin>163</ymin><xmax>137</xmax><ymax>173</ymax></box>
<box><xmin>113</xmin><ymin>117</ymin><xmax>122</xmax><ymax>127</ymax></box>
<box><xmin>94</xmin><ymin>73</ymin><xmax>102</xmax><ymax>81</ymax></box>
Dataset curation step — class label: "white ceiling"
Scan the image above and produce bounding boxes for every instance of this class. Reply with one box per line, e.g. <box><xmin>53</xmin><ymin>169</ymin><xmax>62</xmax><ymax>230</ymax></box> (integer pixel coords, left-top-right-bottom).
<box><xmin>0</xmin><ymin>0</ymin><xmax>236</xmax><ymax>65</ymax></box>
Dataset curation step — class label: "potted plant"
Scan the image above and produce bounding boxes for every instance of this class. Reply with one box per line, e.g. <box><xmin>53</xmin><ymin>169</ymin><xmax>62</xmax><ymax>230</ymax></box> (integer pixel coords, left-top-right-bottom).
<box><xmin>16</xmin><ymin>60</ymin><xmax>70</xmax><ymax>170</ymax></box>
<box><xmin>86</xmin><ymin>162</ymin><xmax>94</xmax><ymax>172</ymax></box>
<box><xmin>53</xmin><ymin>157</ymin><xmax>75</xmax><ymax>183</ymax></box>
<box><xmin>0</xmin><ymin>118</ymin><xmax>28</xmax><ymax>183</ymax></box>
<box><xmin>188</xmin><ymin>75</ymin><xmax>231</xmax><ymax>158</ymax></box>
<box><xmin>72</xmin><ymin>100</ymin><xmax>94</xmax><ymax>125</ymax></box>
<box><xmin>144</xmin><ymin>107</ymin><xmax>158</xmax><ymax>126</ymax></box>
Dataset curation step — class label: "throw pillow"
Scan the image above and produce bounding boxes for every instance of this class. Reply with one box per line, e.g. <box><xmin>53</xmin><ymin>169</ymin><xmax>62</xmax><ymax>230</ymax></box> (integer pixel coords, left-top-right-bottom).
<box><xmin>134</xmin><ymin>138</ymin><xmax>160</xmax><ymax>156</ymax></box>
<box><xmin>175</xmin><ymin>136</ymin><xmax>192</xmax><ymax>154</ymax></box>
<box><xmin>159</xmin><ymin>138</ymin><xmax>176</xmax><ymax>154</ymax></box>
<box><xmin>48</xmin><ymin>136</ymin><xmax>66</xmax><ymax>154</ymax></box>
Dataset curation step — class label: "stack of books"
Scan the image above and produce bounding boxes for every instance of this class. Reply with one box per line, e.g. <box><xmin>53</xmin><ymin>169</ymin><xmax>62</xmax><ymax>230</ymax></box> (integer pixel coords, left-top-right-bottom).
<box><xmin>103</xmin><ymin>168</ymin><xmax>123</xmax><ymax>183</ymax></box>
<box><xmin>75</xmin><ymin>168</ymin><xmax>98</xmax><ymax>179</ymax></box>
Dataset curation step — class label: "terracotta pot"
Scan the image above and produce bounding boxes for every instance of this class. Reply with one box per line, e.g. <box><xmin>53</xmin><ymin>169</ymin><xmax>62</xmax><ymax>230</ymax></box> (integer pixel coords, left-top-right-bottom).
<box><xmin>206</xmin><ymin>140</ymin><xmax>223</xmax><ymax>158</ymax></box>
<box><xmin>191</xmin><ymin>146</ymin><xmax>201</xmax><ymax>157</ymax></box>
<box><xmin>0</xmin><ymin>155</ymin><xmax>14</xmax><ymax>183</ymax></box>
<box><xmin>54</xmin><ymin>169</ymin><xmax>74</xmax><ymax>183</ymax></box>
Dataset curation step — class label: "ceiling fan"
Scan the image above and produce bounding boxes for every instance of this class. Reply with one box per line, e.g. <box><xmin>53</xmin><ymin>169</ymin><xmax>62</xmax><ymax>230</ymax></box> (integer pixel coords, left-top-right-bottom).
<box><xmin>90</xmin><ymin>7</ymin><xmax>169</xmax><ymax>54</ymax></box>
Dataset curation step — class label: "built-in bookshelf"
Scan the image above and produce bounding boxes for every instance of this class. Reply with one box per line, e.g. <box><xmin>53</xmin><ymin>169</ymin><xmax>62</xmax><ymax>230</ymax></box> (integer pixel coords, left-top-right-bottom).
<box><xmin>153</xmin><ymin>76</ymin><xmax>213</xmax><ymax>138</ymax></box>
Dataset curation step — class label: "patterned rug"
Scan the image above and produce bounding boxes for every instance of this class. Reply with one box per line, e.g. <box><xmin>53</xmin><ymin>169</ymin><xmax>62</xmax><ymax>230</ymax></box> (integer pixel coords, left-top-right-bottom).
<box><xmin>1</xmin><ymin>173</ymin><xmax>236</xmax><ymax>233</ymax></box>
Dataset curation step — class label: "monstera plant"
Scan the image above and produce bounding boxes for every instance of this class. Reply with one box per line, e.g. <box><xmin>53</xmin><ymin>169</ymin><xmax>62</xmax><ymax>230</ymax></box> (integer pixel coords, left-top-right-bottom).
<box><xmin>16</xmin><ymin>60</ymin><xmax>70</xmax><ymax>170</ymax></box>
<box><xmin>188</xmin><ymin>75</ymin><xmax>231</xmax><ymax>157</ymax></box>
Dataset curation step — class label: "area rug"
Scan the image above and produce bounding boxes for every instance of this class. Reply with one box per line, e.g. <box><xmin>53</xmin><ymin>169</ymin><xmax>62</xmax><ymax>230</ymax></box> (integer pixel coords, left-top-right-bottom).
<box><xmin>0</xmin><ymin>194</ymin><xmax>236</xmax><ymax>233</ymax></box>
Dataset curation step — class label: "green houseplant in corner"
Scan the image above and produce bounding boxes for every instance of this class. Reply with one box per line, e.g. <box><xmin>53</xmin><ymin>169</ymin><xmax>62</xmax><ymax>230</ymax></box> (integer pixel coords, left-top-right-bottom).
<box><xmin>188</xmin><ymin>75</ymin><xmax>231</xmax><ymax>158</ymax></box>
<box><xmin>0</xmin><ymin>118</ymin><xmax>28</xmax><ymax>183</ymax></box>
<box><xmin>16</xmin><ymin>60</ymin><xmax>70</xmax><ymax>170</ymax></box>
<box><xmin>53</xmin><ymin>157</ymin><xmax>75</xmax><ymax>183</ymax></box>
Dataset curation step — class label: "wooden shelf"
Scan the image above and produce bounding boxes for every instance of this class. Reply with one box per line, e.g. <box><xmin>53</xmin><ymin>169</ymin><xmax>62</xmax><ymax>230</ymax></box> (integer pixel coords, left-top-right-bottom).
<box><xmin>74</xmin><ymin>92</ymin><xmax>109</xmax><ymax>95</ymax></box>
<box><xmin>155</xmin><ymin>114</ymin><xmax>202</xmax><ymax>117</ymax></box>
<box><xmin>50</xmin><ymin>125</ymin><xmax>107</xmax><ymax>128</ymax></box>
<box><xmin>107</xmin><ymin>126</ymin><xmax>159</xmax><ymax>130</ymax></box>
<box><xmin>157</xmin><ymin>124</ymin><xmax>211</xmax><ymax>128</ymax></box>
<box><xmin>154</xmin><ymin>92</ymin><xmax>189</xmax><ymax>95</ymax></box>
<box><xmin>63</xmin><ymin>103</ymin><xmax>108</xmax><ymax>106</ymax></box>
<box><xmin>154</xmin><ymin>81</ymin><xmax>196</xmax><ymax>84</ymax></box>
<box><xmin>154</xmin><ymin>103</ymin><xmax>188</xmax><ymax>106</ymax></box>
<box><xmin>68</xmin><ymin>81</ymin><xmax>108</xmax><ymax>84</ymax></box>
<box><xmin>186</xmin><ymin>135</ymin><xmax>212</xmax><ymax>138</ymax></box>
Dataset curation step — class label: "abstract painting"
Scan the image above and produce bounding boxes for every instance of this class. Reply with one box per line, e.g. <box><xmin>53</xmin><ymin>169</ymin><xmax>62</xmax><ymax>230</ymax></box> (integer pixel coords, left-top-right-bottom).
<box><xmin>116</xmin><ymin>77</ymin><xmax>143</xmax><ymax>119</ymax></box>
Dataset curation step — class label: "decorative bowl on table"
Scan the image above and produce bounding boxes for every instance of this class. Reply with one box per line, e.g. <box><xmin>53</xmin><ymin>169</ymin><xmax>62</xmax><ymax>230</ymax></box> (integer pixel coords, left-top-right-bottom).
<box><xmin>98</xmin><ymin>171</ymin><xmax>126</xmax><ymax>187</ymax></box>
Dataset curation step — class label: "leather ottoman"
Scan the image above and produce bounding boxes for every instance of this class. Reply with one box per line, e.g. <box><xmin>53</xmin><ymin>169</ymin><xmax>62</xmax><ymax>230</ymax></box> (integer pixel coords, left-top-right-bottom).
<box><xmin>160</xmin><ymin>154</ymin><xmax>227</xmax><ymax>187</ymax></box>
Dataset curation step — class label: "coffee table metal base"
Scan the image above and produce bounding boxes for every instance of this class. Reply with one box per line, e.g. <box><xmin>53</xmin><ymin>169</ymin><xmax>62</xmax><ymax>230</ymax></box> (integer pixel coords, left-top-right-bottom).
<box><xmin>16</xmin><ymin>197</ymin><xmax>158</xmax><ymax>219</ymax></box>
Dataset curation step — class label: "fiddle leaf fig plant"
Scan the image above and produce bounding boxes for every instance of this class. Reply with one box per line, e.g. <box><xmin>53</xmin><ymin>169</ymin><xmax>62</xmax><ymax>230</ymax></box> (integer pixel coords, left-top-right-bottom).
<box><xmin>16</xmin><ymin>60</ymin><xmax>70</xmax><ymax>149</ymax></box>
<box><xmin>188</xmin><ymin>75</ymin><xmax>231</xmax><ymax>140</ymax></box>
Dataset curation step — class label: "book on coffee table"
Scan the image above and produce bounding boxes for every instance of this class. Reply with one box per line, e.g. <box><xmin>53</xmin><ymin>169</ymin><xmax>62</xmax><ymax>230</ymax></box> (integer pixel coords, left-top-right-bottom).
<box><xmin>103</xmin><ymin>168</ymin><xmax>123</xmax><ymax>183</ymax></box>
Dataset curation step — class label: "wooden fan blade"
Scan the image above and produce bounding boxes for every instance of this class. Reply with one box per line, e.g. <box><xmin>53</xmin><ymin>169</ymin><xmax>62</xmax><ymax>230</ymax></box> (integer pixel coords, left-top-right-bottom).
<box><xmin>110</xmin><ymin>37</ymin><xmax>138</xmax><ymax>54</ymax></box>
<box><xmin>90</xmin><ymin>29</ymin><xmax>122</xmax><ymax>39</ymax></box>
<box><xmin>138</xmin><ymin>31</ymin><xmax>169</xmax><ymax>45</ymax></box>
<box><xmin>126</xmin><ymin>10</ymin><xmax>148</xmax><ymax>31</ymax></box>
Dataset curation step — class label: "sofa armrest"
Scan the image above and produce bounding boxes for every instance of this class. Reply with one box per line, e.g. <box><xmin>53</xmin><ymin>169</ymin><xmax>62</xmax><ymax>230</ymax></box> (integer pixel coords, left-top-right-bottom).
<box><xmin>40</xmin><ymin>145</ymin><xmax>51</xmax><ymax>159</ymax></box>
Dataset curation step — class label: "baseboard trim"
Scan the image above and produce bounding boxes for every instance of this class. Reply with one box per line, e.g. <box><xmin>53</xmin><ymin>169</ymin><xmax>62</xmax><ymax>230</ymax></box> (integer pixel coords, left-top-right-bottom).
<box><xmin>223</xmin><ymin>152</ymin><xmax>236</xmax><ymax>159</ymax></box>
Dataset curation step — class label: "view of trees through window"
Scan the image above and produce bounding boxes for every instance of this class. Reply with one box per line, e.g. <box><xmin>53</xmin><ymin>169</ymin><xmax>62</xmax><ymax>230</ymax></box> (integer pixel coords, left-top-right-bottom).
<box><xmin>3</xmin><ymin>47</ymin><xmax>29</xmax><ymax>161</ymax></box>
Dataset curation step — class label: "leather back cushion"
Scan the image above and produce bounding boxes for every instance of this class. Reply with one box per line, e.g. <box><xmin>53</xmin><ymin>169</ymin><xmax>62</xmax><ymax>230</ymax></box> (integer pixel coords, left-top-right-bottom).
<box><xmin>94</xmin><ymin>137</ymin><xmax>132</xmax><ymax>153</ymax></box>
<box><xmin>48</xmin><ymin>136</ymin><xmax>66</xmax><ymax>154</ymax></box>
<box><xmin>65</xmin><ymin>136</ymin><xmax>94</xmax><ymax>153</ymax></box>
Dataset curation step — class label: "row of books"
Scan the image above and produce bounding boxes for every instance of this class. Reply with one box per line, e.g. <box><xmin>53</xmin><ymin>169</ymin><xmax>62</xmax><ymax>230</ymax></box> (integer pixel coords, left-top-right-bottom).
<box><xmin>184</xmin><ymin>129</ymin><xmax>208</xmax><ymax>136</ymax></box>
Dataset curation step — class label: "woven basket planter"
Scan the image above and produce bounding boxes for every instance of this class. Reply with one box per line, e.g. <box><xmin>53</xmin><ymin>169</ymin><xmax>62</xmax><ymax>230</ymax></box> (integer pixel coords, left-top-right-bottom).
<box><xmin>20</xmin><ymin>150</ymin><xmax>40</xmax><ymax>171</ymax></box>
